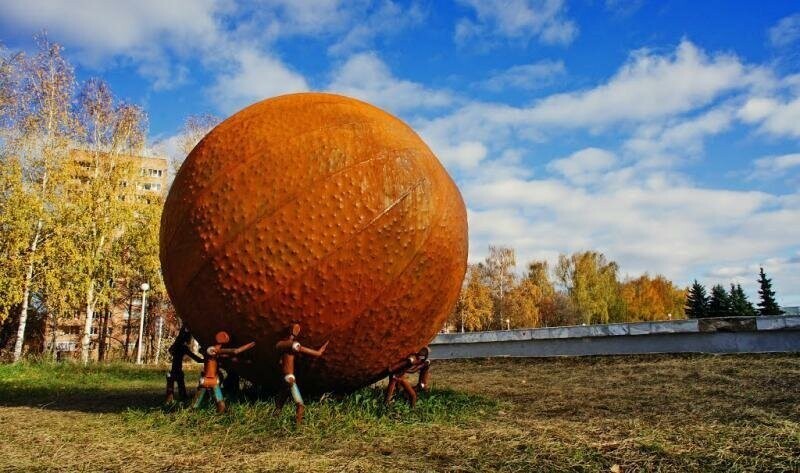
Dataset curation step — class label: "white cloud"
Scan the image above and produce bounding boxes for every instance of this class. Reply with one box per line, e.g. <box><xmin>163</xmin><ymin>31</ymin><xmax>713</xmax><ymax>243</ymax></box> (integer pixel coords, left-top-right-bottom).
<box><xmin>769</xmin><ymin>13</ymin><xmax>800</xmax><ymax>48</ymax></box>
<box><xmin>604</xmin><ymin>0</ymin><xmax>644</xmax><ymax>17</ymax></box>
<box><xmin>548</xmin><ymin>148</ymin><xmax>617</xmax><ymax>184</ymax></box>
<box><xmin>0</xmin><ymin>0</ymin><xmax>425</xmax><ymax>94</ymax></box>
<box><xmin>254</xmin><ymin>0</ymin><xmax>355</xmax><ymax>35</ymax></box>
<box><xmin>737</xmin><ymin>97</ymin><xmax>779</xmax><ymax>122</ymax></box>
<box><xmin>455</xmin><ymin>0</ymin><xmax>578</xmax><ymax>46</ymax></box>
<box><xmin>624</xmin><ymin>105</ymin><xmax>735</xmax><ymax>168</ymax></box>
<box><xmin>481</xmin><ymin>60</ymin><xmax>566</xmax><ymax>91</ymax></box>
<box><xmin>524</xmin><ymin>41</ymin><xmax>746</xmax><ymax>127</ymax></box>
<box><xmin>417</xmin><ymin>40</ymin><xmax>753</xmax><ymax>172</ymax></box>
<box><xmin>706</xmin><ymin>255</ymin><xmax>800</xmax><ymax>305</ymax></box>
<box><xmin>0</xmin><ymin>0</ymin><xmax>224</xmax><ymax>88</ymax></box>
<box><xmin>752</xmin><ymin>153</ymin><xmax>800</xmax><ymax>179</ymax></box>
<box><xmin>463</xmin><ymin>172</ymin><xmax>796</xmax><ymax>284</ymax></box>
<box><xmin>208</xmin><ymin>48</ymin><xmax>309</xmax><ymax>113</ymax></box>
<box><xmin>738</xmin><ymin>95</ymin><xmax>800</xmax><ymax>138</ymax></box>
<box><xmin>328</xmin><ymin>1</ymin><xmax>426</xmax><ymax>55</ymax></box>
<box><xmin>328</xmin><ymin>52</ymin><xmax>454</xmax><ymax>113</ymax></box>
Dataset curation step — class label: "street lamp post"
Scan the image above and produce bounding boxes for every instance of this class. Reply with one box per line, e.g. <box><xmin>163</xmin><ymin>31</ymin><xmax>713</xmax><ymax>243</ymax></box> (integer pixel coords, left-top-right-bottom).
<box><xmin>135</xmin><ymin>282</ymin><xmax>150</xmax><ymax>364</ymax></box>
<box><xmin>154</xmin><ymin>313</ymin><xmax>164</xmax><ymax>364</ymax></box>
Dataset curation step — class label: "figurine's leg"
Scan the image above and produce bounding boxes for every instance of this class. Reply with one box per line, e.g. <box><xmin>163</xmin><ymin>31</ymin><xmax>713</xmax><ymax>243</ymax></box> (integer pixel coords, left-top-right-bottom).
<box><xmin>397</xmin><ymin>376</ymin><xmax>417</xmax><ymax>408</ymax></box>
<box><xmin>192</xmin><ymin>387</ymin><xmax>206</xmax><ymax>409</ymax></box>
<box><xmin>416</xmin><ymin>365</ymin><xmax>431</xmax><ymax>392</ymax></box>
<box><xmin>290</xmin><ymin>382</ymin><xmax>305</xmax><ymax>426</ymax></box>
<box><xmin>213</xmin><ymin>384</ymin><xmax>226</xmax><ymax>413</ymax></box>
<box><xmin>165</xmin><ymin>372</ymin><xmax>174</xmax><ymax>403</ymax></box>
<box><xmin>385</xmin><ymin>376</ymin><xmax>398</xmax><ymax>405</ymax></box>
<box><xmin>176</xmin><ymin>372</ymin><xmax>187</xmax><ymax>400</ymax></box>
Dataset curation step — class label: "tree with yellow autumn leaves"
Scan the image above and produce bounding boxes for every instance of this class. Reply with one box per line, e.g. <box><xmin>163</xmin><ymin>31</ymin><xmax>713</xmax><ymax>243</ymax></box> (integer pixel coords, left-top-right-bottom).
<box><xmin>449</xmin><ymin>247</ymin><xmax>687</xmax><ymax>332</ymax></box>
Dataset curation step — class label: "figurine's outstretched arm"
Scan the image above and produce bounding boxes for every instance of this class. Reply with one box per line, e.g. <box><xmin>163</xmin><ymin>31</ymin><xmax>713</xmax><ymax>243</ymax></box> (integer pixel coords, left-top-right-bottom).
<box><xmin>217</xmin><ymin>341</ymin><xmax>256</xmax><ymax>355</ymax></box>
<box><xmin>234</xmin><ymin>341</ymin><xmax>256</xmax><ymax>354</ymax></box>
<box><xmin>186</xmin><ymin>349</ymin><xmax>203</xmax><ymax>363</ymax></box>
<box><xmin>388</xmin><ymin>355</ymin><xmax>416</xmax><ymax>374</ymax></box>
<box><xmin>297</xmin><ymin>340</ymin><xmax>328</xmax><ymax>357</ymax></box>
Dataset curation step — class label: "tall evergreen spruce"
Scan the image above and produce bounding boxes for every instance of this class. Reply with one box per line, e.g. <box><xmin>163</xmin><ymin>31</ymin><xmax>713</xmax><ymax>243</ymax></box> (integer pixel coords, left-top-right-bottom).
<box><xmin>729</xmin><ymin>284</ymin><xmax>758</xmax><ymax>317</ymax></box>
<box><xmin>708</xmin><ymin>284</ymin><xmax>732</xmax><ymax>318</ymax></box>
<box><xmin>757</xmin><ymin>267</ymin><xmax>783</xmax><ymax>316</ymax></box>
<box><xmin>685</xmin><ymin>280</ymin><xmax>709</xmax><ymax>319</ymax></box>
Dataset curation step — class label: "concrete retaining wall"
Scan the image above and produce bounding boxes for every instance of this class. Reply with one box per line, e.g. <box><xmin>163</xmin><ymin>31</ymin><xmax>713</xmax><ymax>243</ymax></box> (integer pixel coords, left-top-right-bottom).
<box><xmin>430</xmin><ymin>316</ymin><xmax>800</xmax><ymax>359</ymax></box>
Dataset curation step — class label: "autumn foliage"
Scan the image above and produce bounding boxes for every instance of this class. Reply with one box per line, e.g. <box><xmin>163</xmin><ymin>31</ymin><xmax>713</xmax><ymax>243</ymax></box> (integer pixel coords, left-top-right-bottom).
<box><xmin>448</xmin><ymin>246</ymin><xmax>687</xmax><ymax>332</ymax></box>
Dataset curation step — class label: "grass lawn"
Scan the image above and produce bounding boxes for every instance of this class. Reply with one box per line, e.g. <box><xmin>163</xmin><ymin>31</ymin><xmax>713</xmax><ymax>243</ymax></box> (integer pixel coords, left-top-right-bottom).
<box><xmin>0</xmin><ymin>354</ymin><xmax>798</xmax><ymax>472</ymax></box>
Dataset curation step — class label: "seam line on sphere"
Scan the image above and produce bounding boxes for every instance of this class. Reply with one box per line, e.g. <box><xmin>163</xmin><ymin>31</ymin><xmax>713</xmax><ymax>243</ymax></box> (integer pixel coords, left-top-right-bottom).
<box><xmin>175</xmin><ymin>166</ymin><xmax>424</xmax><ymax>303</ymax></box>
<box><xmin>170</xmin><ymin>153</ymin><xmax>396</xmax><ymax>301</ymax></box>
<box><xmin>163</xmin><ymin>118</ymin><xmax>370</xmax><ymax>254</ymax></box>
<box><xmin>334</xmin><ymin>184</ymin><xmax>450</xmax><ymax>334</ymax></box>
<box><xmin>201</xmin><ymin>178</ymin><xmax>428</xmax><ymax>315</ymax></box>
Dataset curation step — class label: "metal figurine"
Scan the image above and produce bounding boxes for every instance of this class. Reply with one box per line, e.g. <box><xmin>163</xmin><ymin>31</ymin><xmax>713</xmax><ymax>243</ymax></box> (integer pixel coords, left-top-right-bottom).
<box><xmin>192</xmin><ymin>331</ymin><xmax>255</xmax><ymax>413</ymax></box>
<box><xmin>274</xmin><ymin>324</ymin><xmax>329</xmax><ymax>426</ymax></box>
<box><xmin>165</xmin><ymin>326</ymin><xmax>203</xmax><ymax>403</ymax></box>
<box><xmin>385</xmin><ymin>346</ymin><xmax>432</xmax><ymax>408</ymax></box>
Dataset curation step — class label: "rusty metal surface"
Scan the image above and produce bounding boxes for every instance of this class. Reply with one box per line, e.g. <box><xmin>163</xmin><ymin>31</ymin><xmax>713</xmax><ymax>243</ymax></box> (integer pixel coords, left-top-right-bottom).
<box><xmin>160</xmin><ymin>92</ymin><xmax>468</xmax><ymax>392</ymax></box>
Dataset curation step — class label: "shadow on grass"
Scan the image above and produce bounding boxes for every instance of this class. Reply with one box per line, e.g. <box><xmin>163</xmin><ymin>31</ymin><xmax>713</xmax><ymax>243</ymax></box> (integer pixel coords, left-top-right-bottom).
<box><xmin>0</xmin><ymin>385</ymin><xmax>165</xmax><ymax>413</ymax></box>
<box><xmin>0</xmin><ymin>361</ymin><xmax>168</xmax><ymax>413</ymax></box>
<box><xmin>0</xmin><ymin>362</ymin><xmax>497</xmax><ymax>426</ymax></box>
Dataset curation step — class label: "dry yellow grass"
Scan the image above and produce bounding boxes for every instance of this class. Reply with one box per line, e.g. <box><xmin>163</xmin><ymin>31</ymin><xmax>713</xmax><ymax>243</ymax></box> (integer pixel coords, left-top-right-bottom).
<box><xmin>0</xmin><ymin>354</ymin><xmax>798</xmax><ymax>472</ymax></box>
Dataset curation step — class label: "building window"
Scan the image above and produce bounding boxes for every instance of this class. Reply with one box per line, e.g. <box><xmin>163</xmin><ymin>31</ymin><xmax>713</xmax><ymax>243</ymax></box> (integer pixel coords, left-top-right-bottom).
<box><xmin>141</xmin><ymin>168</ymin><xmax>164</xmax><ymax>177</ymax></box>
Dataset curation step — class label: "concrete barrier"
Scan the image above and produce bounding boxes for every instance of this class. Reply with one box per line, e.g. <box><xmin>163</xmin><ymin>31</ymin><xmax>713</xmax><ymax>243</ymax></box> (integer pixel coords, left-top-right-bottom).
<box><xmin>430</xmin><ymin>316</ymin><xmax>800</xmax><ymax>359</ymax></box>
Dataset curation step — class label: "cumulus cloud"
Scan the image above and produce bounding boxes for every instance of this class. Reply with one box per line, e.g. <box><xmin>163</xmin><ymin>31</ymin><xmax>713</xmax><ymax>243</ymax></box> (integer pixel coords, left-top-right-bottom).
<box><xmin>480</xmin><ymin>60</ymin><xmax>566</xmax><ymax>91</ymax></box>
<box><xmin>327</xmin><ymin>1</ymin><xmax>426</xmax><ymax>55</ymax></box>
<box><xmin>0</xmin><ymin>0</ymin><xmax>425</xmax><ymax>95</ymax></box>
<box><xmin>328</xmin><ymin>52</ymin><xmax>454</xmax><ymax>113</ymax></box>
<box><xmin>207</xmin><ymin>47</ymin><xmax>309</xmax><ymax>113</ymax></box>
<box><xmin>524</xmin><ymin>41</ymin><xmax>747</xmax><ymax>127</ymax></box>
<box><xmin>769</xmin><ymin>13</ymin><xmax>800</xmax><ymax>48</ymax></box>
<box><xmin>751</xmin><ymin>153</ymin><xmax>800</xmax><ymax>179</ymax></box>
<box><xmin>0</xmin><ymin>0</ymin><xmax>224</xmax><ymax>88</ymax></box>
<box><xmin>624</xmin><ymin>105</ymin><xmax>735</xmax><ymax>168</ymax></box>
<box><xmin>547</xmin><ymin>148</ymin><xmax>617</xmax><ymax>184</ymax></box>
<box><xmin>455</xmin><ymin>0</ymin><xmax>578</xmax><ymax>46</ymax></box>
<box><xmin>463</xmin><ymin>172</ymin><xmax>796</xmax><ymax>283</ymax></box>
<box><xmin>738</xmin><ymin>95</ymin><xmax>800</xmax><ymax>138</ymax></box>
<box><xmin>430</xmin><ymin>40</ymin><xmax>800</xmax><ymax>303</ymax></box>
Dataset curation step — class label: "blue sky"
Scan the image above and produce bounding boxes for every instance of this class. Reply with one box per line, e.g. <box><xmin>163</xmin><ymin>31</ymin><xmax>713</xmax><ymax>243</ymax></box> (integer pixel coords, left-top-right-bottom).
<box><xmin>1</xmin><ymin>0</ymin><xmax>799</xmax><ymax>304</ymax></box>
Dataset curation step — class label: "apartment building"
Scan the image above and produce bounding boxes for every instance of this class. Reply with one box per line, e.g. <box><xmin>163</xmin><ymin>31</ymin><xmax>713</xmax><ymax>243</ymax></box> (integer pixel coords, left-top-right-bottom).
<box><xmin>49</xmin><ymin>150</ymin><xmax>169</xmax><ymax>360</ymax></box>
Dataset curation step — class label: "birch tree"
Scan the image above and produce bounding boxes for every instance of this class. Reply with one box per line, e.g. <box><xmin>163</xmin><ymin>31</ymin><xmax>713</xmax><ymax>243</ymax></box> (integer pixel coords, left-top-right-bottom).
<box><xmin>170</xmin><ymin>113</ymin><xmax>219</xmax><ymax>177</ymax></box>
<box><xmin>2</xmin><ymin>36</ymin><xmax>75</xmax><ymax>361</ymax></box>
<box><xmin>450</xmin><ymin>263</ymin><xmax>494</xmax><ymax>332</ymax></box>
<box><xmin>70</xmin><ymin>78</ymin><xmax>146</xmax><ymax>363</ymax></box>
<box><xmin>484</xmin><ymin>245</ymin><xmax>516</xmax><ymax>330</ymax></box>
<box><xmin>0</xmin><ymin>157</ymin><xmax>38</xmax><ymax>322</ymax></box>
<box><xmin>555</xmin><ymin>251</ymin><xmax>623</xmax><ymax>325</ymax></box>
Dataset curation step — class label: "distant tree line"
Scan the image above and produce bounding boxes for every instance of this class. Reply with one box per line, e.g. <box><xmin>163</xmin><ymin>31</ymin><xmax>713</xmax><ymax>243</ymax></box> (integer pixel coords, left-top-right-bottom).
<box><xmin>448</xmin><ymin>246</ymin><xmax>687</xmax><ymax>332</ymax></box>
<box><xmin>685</xmin><ymin>267</ymin><xmax>784</xmax><ymax>318</ymax></box>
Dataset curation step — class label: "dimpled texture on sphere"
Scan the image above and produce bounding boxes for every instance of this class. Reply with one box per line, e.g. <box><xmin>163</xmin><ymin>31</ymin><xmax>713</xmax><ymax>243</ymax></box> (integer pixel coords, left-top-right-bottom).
<box><xmin>160</xmin><ymin>93</ymin><xmax>468</xmax><ymax>392</ymax></box>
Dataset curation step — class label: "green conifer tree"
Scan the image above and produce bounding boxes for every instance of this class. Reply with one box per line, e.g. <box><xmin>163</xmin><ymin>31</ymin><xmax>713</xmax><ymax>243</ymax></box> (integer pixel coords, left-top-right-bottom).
<box><xmin>729</xmin><ymin>284</ymin><xmax>757</xmax><ymax>317</ymax></box>
<box><xmin>757</xmin><ymin>268</ymin><xmax>784</xmax><ymax>316</ymax></box>
<box><xmin>685</xmin><ymin>280</ymin><xmax>709</xmax><ymax>319</ymax></box>
<box><xmin>708</xmin><ymin>284</ymin><xmax>732</xmax><ymax>318</ymax></box>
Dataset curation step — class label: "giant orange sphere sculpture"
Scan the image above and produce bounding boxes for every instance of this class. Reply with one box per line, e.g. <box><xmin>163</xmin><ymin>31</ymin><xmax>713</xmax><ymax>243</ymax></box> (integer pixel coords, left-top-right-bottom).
<box><xmin>160</xmin><ymin>93</ymin><xmax>468</xmax><ymax>392</ymax></box>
